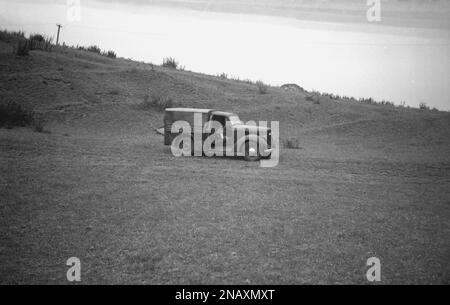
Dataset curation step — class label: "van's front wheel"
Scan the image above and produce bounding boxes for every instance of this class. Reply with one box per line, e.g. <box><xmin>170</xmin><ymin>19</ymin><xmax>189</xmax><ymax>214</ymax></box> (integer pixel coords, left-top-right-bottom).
<box><xmin>244</xmin><ymin>141</ymin><xmax>261</xmax><ymax>161</ymax></box>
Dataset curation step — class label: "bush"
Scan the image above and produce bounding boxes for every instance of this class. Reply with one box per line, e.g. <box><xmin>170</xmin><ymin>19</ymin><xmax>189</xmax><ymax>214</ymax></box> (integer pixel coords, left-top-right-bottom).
<box><xmin>75</xmin><ymin>44</ymin><xmax>117</xmax><ymax>59</ymax></box>
<box><xmin>256</xmin><ymin>80</ymin><xmax>268</xmax><ymax>94</ymax></box>
<box><xmin>0</xmin><ymin>30</ymin><xmax>25</xmax><ymax>42</ymax></box>
<box><xmin>359</xmin><ymin>97</ymin><xmax>376</xmax><ymax>105</ymax></box>
<box><xmin>14</xmin><ymin>39</ymin><xmax>30</xmax><ymax>56</ymax></box>
<box><xmin>87</xmin><ymin>45</ymin><xmax>101</xmax><ymax>54</ymax></box>
<box><xmin>140</xmin><ymin>92</ymin><xmax>174</xmax><ymax>112</ymax></box>
<box><xmin>0</xmin><ymin>101</ymin><xmax>46</xmax><ymax>132</ymax></box>
<box><xmin>162</xmin><ymin>57</ymin><xmax>178</xmax><ymax>69</ymax></box>
<box><xmin>380</xmin><ymin>100</ymin><xmax>394</xmax><ymax>106</ymax></box>
<box><xmin>29</xmin><ymin>34</ymin><xmax>45</xmax><ymax>42</ymax></box>
<box><xmin>104</xmin><ymin>50</ymin><xmax>116</xmax><ymax>58</ymax></box>
<box><xmin>419</xmin><ymin>102</ymin><xmax>429</xmax><ymax>110</ymax></box>
<box><xmin>0</xmin><ymin>101</ymin><xmax>34</xmax><ymax>128</ymax></box>
<box><xmin>306</xmin><ymin>93</ymin><xmax>320</xmax><ymax>104</ymax></box>
<box><xmin>29</xmin><ymin>34</ymin><xmax>53</xmax><ymax>52</ymax></box>
<box><xmin>280</xmin><ymin>83</ymin><xmax>304</xmax><ymax>92</ymax></box>
<box><xmin>284</xmin><ymin>138</ymin><xmax>300</xmax><ymax>149</ymax></box>
<box><xmin>10</xmin><ymin>32</ymin><xmax>53</xmax><ymax>55</ymax></box>
<box><xmin>32</xmin><ymin>117</ymin><xmax>45</xmax><ymax>132</ymax></box>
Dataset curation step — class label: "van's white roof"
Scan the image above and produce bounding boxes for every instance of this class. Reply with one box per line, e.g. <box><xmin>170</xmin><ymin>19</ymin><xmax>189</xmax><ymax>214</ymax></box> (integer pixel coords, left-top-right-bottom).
<box><xmin>165</xmin><ymin>108</ymin><xmax>211</xmax><ymax>113</ymax></box>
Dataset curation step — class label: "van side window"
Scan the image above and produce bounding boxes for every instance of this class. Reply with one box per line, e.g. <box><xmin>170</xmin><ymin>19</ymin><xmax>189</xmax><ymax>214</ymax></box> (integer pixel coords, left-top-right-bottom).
<box><xmin>211</xmin><ymin>115</ymin><xmax>226</xmax><ymax>128</ymax></box>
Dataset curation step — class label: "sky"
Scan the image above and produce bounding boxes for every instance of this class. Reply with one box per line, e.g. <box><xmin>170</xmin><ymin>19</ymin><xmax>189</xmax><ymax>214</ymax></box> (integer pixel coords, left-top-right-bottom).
<box><xmin>1</xmin><ymin>0</ymin><xmax>449</xmax><ymax>110</ymax></box>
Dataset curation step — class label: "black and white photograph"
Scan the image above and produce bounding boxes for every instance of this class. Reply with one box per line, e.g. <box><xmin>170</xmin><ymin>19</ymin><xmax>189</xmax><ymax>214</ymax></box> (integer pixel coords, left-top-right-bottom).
<box><xmin>0</xmin><ymin>0</ymin><xmax>449</xmax><ymax>289</ymax></box>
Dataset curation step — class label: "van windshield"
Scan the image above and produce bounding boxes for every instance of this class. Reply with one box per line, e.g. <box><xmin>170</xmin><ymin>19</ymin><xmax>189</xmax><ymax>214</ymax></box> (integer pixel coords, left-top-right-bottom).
<box><xmin>228</xmin><ymin>115</ymin><xmax>243</xmax><ymax>125</ymax></box>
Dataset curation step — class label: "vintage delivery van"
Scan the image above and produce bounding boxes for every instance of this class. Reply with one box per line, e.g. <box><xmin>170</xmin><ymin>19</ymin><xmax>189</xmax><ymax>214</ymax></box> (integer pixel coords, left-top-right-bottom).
<box><xmin>163</xmin><ymin>108</ymin><xmax>273</xmax><ymax>161</ymax></box>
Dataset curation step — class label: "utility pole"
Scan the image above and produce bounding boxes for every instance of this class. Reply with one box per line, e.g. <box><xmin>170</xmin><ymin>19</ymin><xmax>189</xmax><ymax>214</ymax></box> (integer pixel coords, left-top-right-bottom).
<box><xmin>56</xmin><ymin>24</ymin><xmax>62</xmax><ymax>45</ymax></box>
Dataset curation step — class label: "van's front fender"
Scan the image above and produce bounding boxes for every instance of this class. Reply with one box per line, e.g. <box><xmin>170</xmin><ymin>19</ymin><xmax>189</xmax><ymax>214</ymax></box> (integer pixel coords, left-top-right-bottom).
<box><xmin>236</xmin><ymin>134</ymin><xmax>269</xmax><ymax>157</ymax></box>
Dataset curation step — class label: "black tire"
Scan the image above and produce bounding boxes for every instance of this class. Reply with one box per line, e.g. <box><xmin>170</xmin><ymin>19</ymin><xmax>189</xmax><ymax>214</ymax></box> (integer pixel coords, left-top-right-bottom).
<box><xmin>244</xmin><ymin>141</ymin><xmax>261</xmax><ymax>161</ymax></box>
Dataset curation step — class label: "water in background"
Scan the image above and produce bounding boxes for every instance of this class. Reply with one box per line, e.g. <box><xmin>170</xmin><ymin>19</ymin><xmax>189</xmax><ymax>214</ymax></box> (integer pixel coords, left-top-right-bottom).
<box><xmin>1</xmin><ymin>1</ymin><xmax>449</xmax><ymax>110</ymax></box>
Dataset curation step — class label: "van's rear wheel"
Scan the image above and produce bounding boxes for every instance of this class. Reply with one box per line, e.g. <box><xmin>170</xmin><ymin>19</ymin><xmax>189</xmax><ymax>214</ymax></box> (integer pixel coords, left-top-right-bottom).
<box><xmin>244</xmin><ymin>141</ymin><xmax>261</xmax><ymax>161</ymax></box>
<box><xmin>171</xmin><ymin>136</ymin><xmax>194</xmax><ymax>157</ymax></box>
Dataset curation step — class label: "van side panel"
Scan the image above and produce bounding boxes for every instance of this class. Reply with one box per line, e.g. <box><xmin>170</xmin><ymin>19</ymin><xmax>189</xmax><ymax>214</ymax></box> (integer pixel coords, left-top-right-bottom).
<box><xmin>163</xmin><ymin>111</ymin><xmax>173</xmax><ymax>145</ymax></box>
<box><xmin>164</xmin><ymin>110</ymin><xmax>209</xmax><ymax>145</ymax></box>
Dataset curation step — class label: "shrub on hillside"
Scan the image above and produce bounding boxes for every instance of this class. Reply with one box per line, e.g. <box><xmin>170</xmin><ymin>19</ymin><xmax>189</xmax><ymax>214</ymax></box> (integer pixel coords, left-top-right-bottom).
<box><xmin>29</xmin><ymin>34</ymin><xmax>45</xmax><ymax>42</ymax></box>
<box><xmin>75</xmin><ymin>44</ymin><xmax>117</xmax><ymax>59</ymax></box>
<box><xmin>14</xmin><ymin>39</ymin><xmax>30</xmax><ymax>56</ymax></box>
<box><xmin>0</xmin><ymin>101</ymin><xmax>33</xmax><ymax>127</ymax></box>
<box><xmin>140</xmin><ymin>92</ymin><xmax>174</xmax><ymax>112</ymax></box>
<box><xmin>419</xmin><ymin>102</ymin><xmax>430</xmax><ymax>110</ymax></box>
<box><xmin>0</xmin><ymin>30</ymin><xmax>25</xmax><ymax>43</ymax></box>
<box><xmin>31</xmin><ymin>116</ymin><xmax>45</xmax><ymax>132</ymax></box>
<box><xmin>380</xmin><ymin>100</ymin><xmax>394</xmax><ymax>106</ymax></box>
<box><xmin>87</xmin><ymin>45</ymin><xmax>101</xmax><ymax>54</ymax></box>
<box><xmin>29</xmin><ymin>34</ymin><xmax>53</xmax><ymax>52</ymax></box>
<box><xmin>359</xmin><ymin>97</ymin><xmax>376</xmax><ymax>105</ymax></box>
<box><xmin>306</xmin><ymin>93</ymin><xmax>320</xmax><ymax>104</ymax></box>
<box><xmin>10</xmin><ymin>31</ymin><xmax>53</xmax><ymax>55</ymax></box>
<box><xmin>284</xmin><ymin>138</ymin><xmax>300</xmax><ymax>149</ymax></box>
<box><xmin>0</xmin><ymin>101</ymin><xmax>45</xmax><ymax>132</ymax></box>
<box><xmin>256</xmin><ymin>80</ymin><xmax>268</xmax><ymax>94</ymax></box>
<box><xmin>104</xmin><ymin>50</ymin><xmax>117</xmax><ymax>58</ymax></box>
<box><xmin>280</xmin><ymin>83</ymin><xmax>304</xmax><ymax>92</ymax></box>
<box><xmin>162</xmin><ymin>57</ymin><xmax>179</xmax><ymax>69</ymax></box>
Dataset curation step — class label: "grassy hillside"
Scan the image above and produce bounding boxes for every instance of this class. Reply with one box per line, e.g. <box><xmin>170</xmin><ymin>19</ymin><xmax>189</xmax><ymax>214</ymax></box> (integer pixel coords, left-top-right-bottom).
<box><xmin>1</xmin><ymin>33</ymin><xmax>449</xmax><ymax>284</ymax></box>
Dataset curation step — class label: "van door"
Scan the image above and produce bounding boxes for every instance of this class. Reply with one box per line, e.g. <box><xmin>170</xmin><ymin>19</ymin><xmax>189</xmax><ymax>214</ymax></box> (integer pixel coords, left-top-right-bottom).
<box><xmin>208</xmin><ymin>115</ymin><xmax>235</xmax><ymax>155</ymax></box>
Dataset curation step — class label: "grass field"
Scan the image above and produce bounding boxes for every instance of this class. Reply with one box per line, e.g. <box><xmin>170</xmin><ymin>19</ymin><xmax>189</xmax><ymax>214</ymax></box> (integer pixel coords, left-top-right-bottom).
<box><xmin>0</xmin><ymin>36</ymin><xmax>449</xmax><ymax>284</ymax></box>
